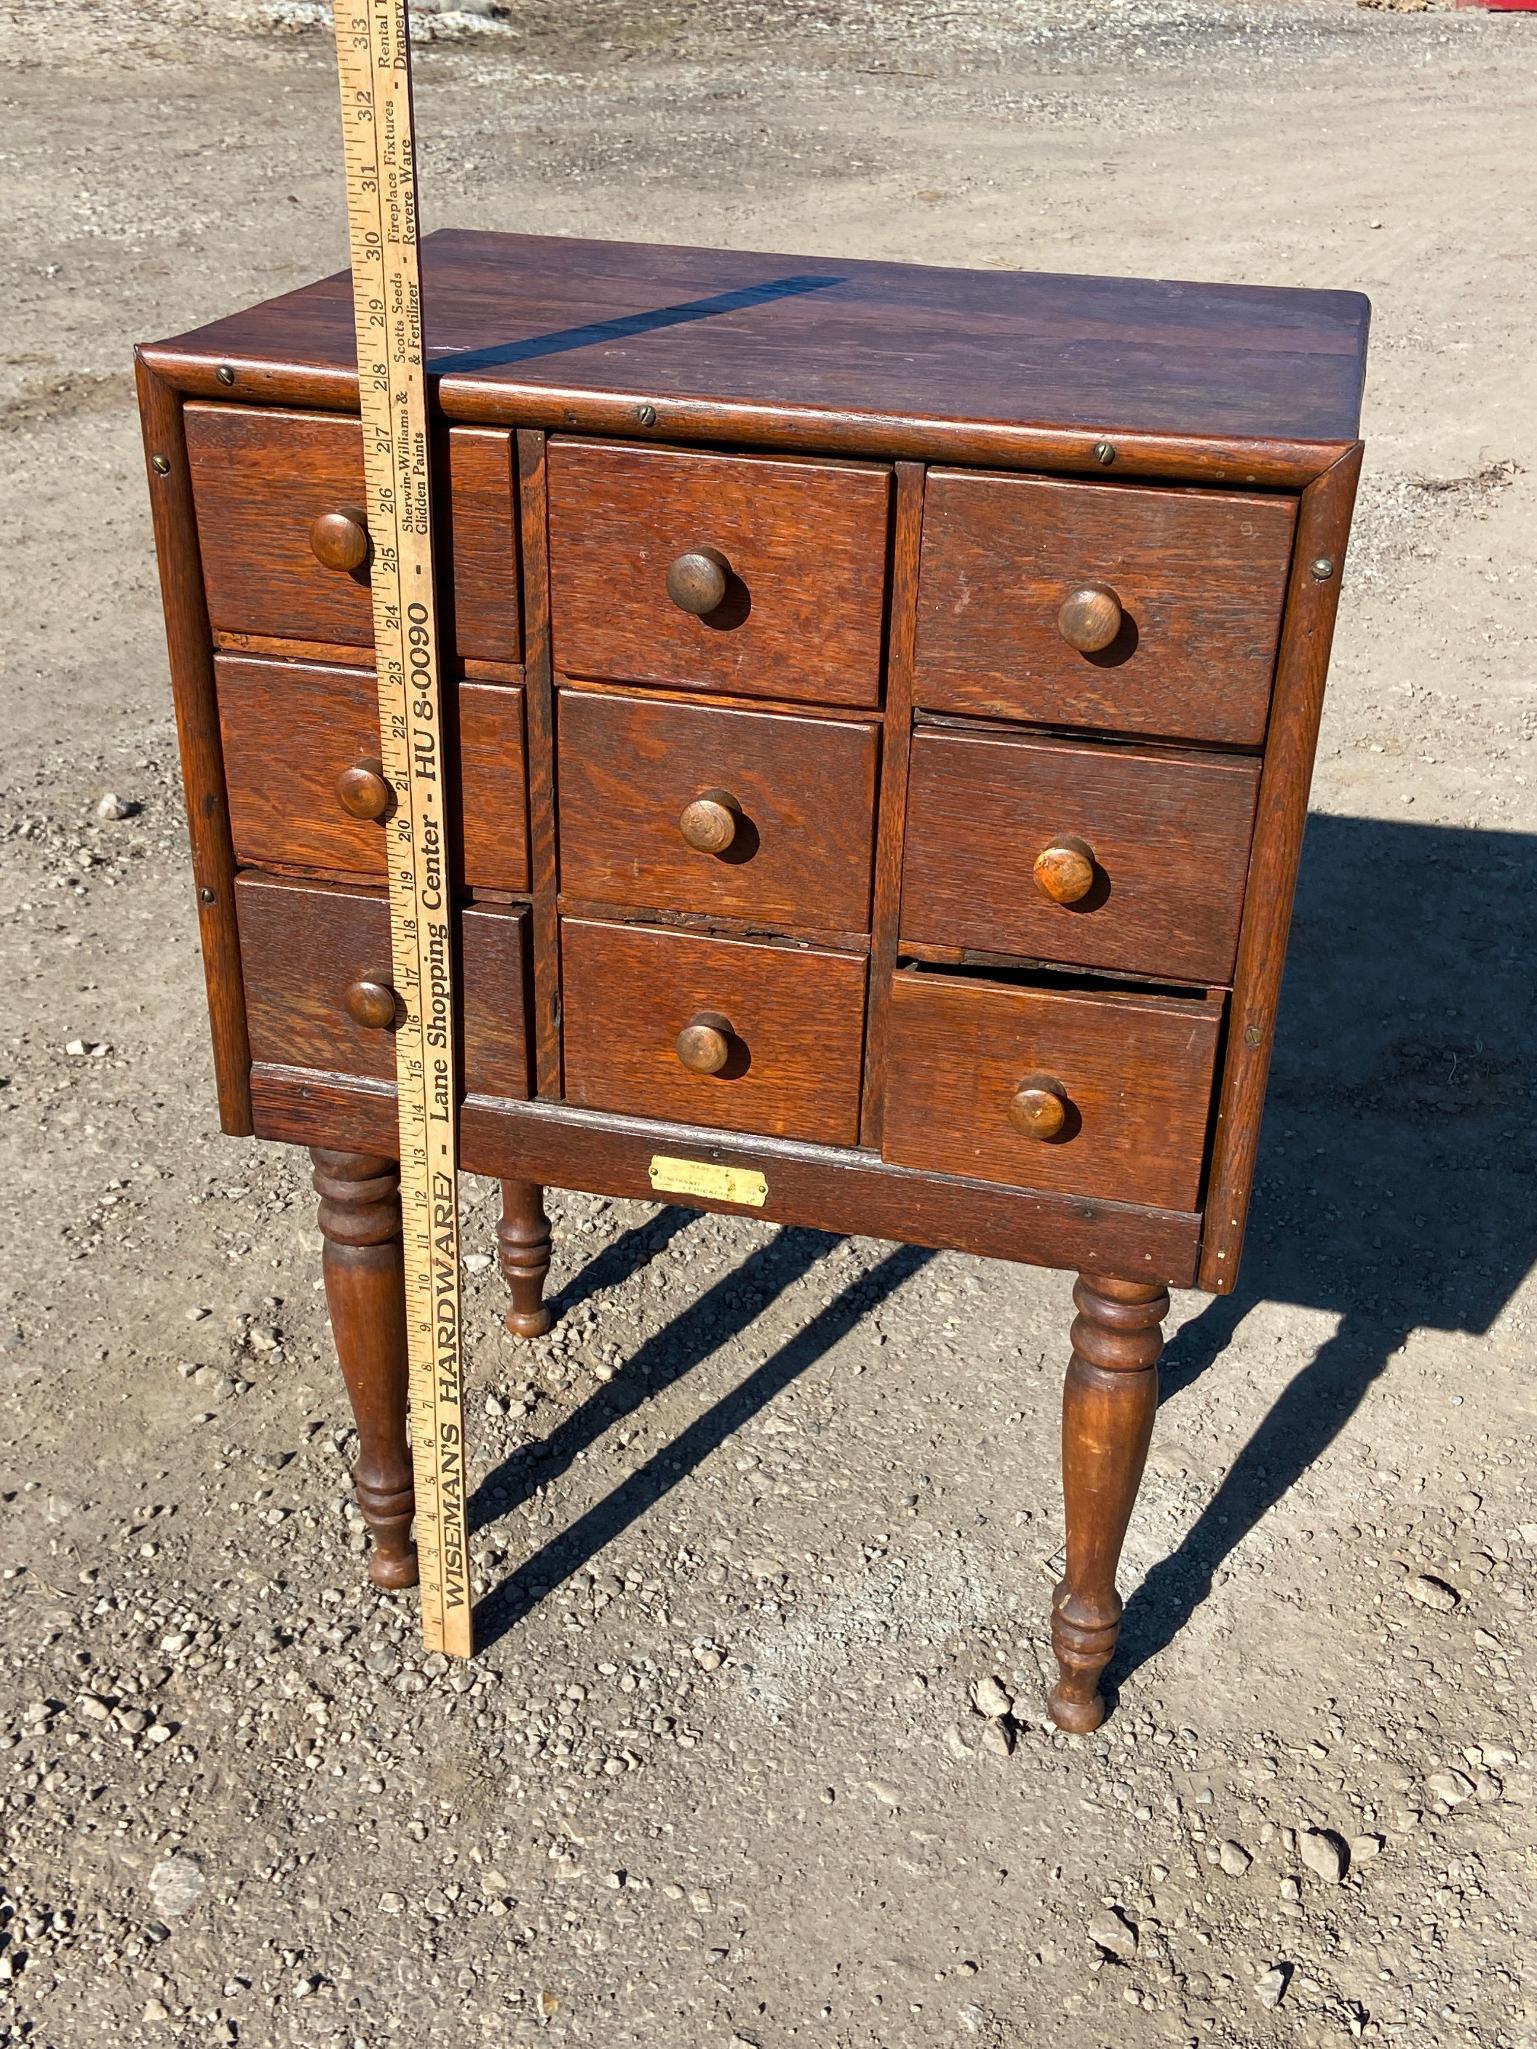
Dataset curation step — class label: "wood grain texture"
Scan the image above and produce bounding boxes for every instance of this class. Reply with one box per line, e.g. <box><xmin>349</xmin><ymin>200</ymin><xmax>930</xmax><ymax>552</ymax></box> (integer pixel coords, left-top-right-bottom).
<box><xmin>183</xmin><ymin>404</ymin><xmax>519</xmax><ymax>661</ymax></box>
<box><xmin>217</xmin><ymin>654</ymin><xmax>529</xmax><ymax>890</ymax></box>
<box><xmin>135</xmin><ymin>356</ymin><xmax>253</xmax><ymax>1134</ymax></box>
<box><xmin>1198</xmin><ymin>443</ymin><xmax>1364</xmax><ymax>1292</ymax></box>
<box><xmin>882</xmin><ymin>969</ymin><xmax>1222</xmax><ymax>1210</ymax></box>
<box><xmin>547</xmin><ymin>439</ymin><xmax>891</xmax><ymax>706</ymax></box>
<box><xmin>247</xmin><ymin>1070</ymin><xmax>1205</xmax><ymax>1284</ymax></box>
<box><xmin>516</xmin><ymin>430</ymin><xmax>564</xmax><ymax>1098</ymax></box>
<box><xmin>561</xmin><ymin>917</ymin><xmax>867</xmax><ymax>1145</ymax></box>
<box><xmin>1048</xmin><ymin>1274</ymin><xmax>1166</xmax><ymax>1732</ymax></box>
<box><xmin>236</xmin><ymin>874</ymin><xmax>532</xmax><ymax>1098</ymax></box>
<box><xmin>556</xmin><ymin>686</ymin><xmax>879</xmax><ymax>929</ymax></box>
<box><xmin>859</xmin><ymin>460</ymin><xmax>925</xmax><ymax>1147</ymax></box>
<box><xmin>915</xmin><ymin>471</ymin><xmax>1297</xmax><ymax>746</ymax></box>
<box><xmin>901</xmin><ymin>725</ymin><xmax>1261</xmax><ymax>984</ymax></box>
<box><xmin>142</xmin><ymin>230</ymin><xmax>1370</xmax><ymax>484</ymax></box>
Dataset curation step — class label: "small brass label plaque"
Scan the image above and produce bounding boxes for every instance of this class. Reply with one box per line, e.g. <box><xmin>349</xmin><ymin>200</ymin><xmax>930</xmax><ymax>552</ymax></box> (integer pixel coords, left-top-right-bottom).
<box><xmin>648</xmin><ymin>1154</ymin><xmax>768</xmax><ymax>1207</ymax></box>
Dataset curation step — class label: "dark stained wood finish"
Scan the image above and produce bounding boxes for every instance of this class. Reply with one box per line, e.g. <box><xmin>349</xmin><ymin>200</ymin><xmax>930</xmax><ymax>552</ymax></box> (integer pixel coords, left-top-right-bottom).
<box><xmin>311</xmin><ymin>1149</ymin><xmax>418</xmax><ymax>1589</ymax></box>
<box><xmin>135</xmin><ymin>357</ymin><xmax>253</xmax><ymax>1135</ymax></box>
<box><xmin>546</xmin><ymin>439</ymin><xmax>891</xmax><ymax>707</ymax></box>
<box><xmin>915</xmin><ymin>471</ymin><xmax>1297</xmax><ymax>746</ymax></box>
<box><xmin>183</xmin><ymin>405</ymin><xmax>520</xmax><ymax>662</ymax></box>
<box><xmin>517</xmin><ymin>430</ymin><xmax>564</xmax><ymax>1099</ymax></box>
<box><xmin>883</xmin><ymin>969</ymin><xmax>1223</xmax><ymax>1210</ymax></box>
<box><xmin>236</xmin><ymin>874</ymin><xmax>532</xmax><ymax>1098</ymax></box>
<box><xmin>143</xmin><ymin>230</ymin><xmax>1370</xmax><ymax>486</ymax></box>
<box><xmin>497</xmin><ymin>1180</ymin><xmax>554</xmax><ymax>1339</ymax></box>
<box><xmin>561</xmin><ymin>917</ymin><xmax>867</xmax><ymax>1145</ymax></box>
<box><xmin>901</xmin><ymin>726</ymin><xmax>1261</xmax><ymax>985</ymax></box>
<box><xmin>556</xmin><ymin>687</ymin><xmax>880</xmax><ymax>930</ymax></box>
<box><xmin>859</xmin><ymin>461</ymin><xmax>925</xmax><ymax>1148</ymax></box>
<box><xmin>1048</xmin><ymin>1273</ymin><xmax>1167</xmax><ymax>1732</ymax></box>
<box><xmin>218</xmin><ymin>654</ymin><xmax>529</xmax><ymax>891</ymax></box>
<box><xmin>1198</xmin><ymin>443</ymin><xmax>1364</xmax><ymax>1291</ymax></box>
<box><xmin>249</xmin><ymin>1071</ymin><xmax>1205</xmax><ymax>1284</ymax></box>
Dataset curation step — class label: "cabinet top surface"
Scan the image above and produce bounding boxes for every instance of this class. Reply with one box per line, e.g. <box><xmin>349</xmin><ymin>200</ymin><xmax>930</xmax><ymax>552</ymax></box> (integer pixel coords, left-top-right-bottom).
<box><xmin>145</xmin><ymin>228</ymin><xmax>1369</xmax><ymax>457</ymax></box>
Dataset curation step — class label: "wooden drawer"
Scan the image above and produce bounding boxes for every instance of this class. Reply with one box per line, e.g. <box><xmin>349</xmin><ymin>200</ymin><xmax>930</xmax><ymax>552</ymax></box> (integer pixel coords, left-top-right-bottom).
<box><xmin>561</xmin><ymin>918</ymin><xmax>867</xmax><ymax>1144</ymax></box>
<box><xmin>882</xmin><ymin>969</ymin><xmax>1222</xmax><ymax>1209</ymax></box>
<box><xmin>901</xmin><ymin>726</ymin><xmax>1260</xmax><ymax>984</ymax></box>
<box><xmin>915</xmin><ymin>471</ymin><xmax>1296</xmax><ymax>746</ymax></box>
<box><xmin>557</xmin><ymin>688</ymin><xmax>879</xmax><ymax>932</ymax></box>
<box><xmin>217</xmin><ymin>655</ymin><xmax>529</xmax><ymax>892</ymax></box>
<box><xmin>546</xmin><ymin>440</ymin><xmax>890</xmax><ymax>707</ymax></box>
<box><xmin>185</xmin><ymin>405</ymin><xmax>520</xmax><ymax>662</ymax></box>
<box><xmin>237</xmin><ymin>874</ymin><xmax>532</xmax><ymax>1098</ymax></box>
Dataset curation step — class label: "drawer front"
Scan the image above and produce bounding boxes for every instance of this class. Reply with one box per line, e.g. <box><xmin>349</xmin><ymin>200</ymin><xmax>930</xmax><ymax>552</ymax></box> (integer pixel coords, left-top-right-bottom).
<box><xmin>915</xmin><ymin>471</ymin><xmax>1295</xmax><ymax>746</ymax></box>
<box><xmin>237</xmin><ymin>875</ymin><xmax>531</xmax><ymax>1098</ymax></box>
<box><xmin>218</xmin><ymin>656</ymin><xmax>529</xmax><ymax>892</ymax></box>
<box><xmin>561</xmin><ymin>918</ymin><xmax>867</xmax><ymax>1144</ymax></box>
<box><xmin>185</xmin><ymin>405</ymin><xmax>520</xmax><ymax>662</ymax></box>
<box><xmin>901</xmin><ymin>727</ymin><xmax>1260</xmax><ymax>984</ymax></box>
<box><xmin>883</xmin><ymin>971</ymin><xmax>1220</xmax><ymax>1209</ymax></box>
<box><xmin>557</xmin><ymin>689</ymin><xmax>879</xmax><ymax>931</ymax></box>
<box><xmin>546</xmin><ymin>440</ymin><xmax>890</xmax><ymax>707</ymax></box>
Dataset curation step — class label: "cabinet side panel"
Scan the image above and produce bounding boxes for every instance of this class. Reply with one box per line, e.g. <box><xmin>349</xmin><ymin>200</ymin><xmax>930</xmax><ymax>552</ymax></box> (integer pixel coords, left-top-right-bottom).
<box><xmin>1198</xmin><ymin>443</ymin><xmax>1363</xmax><ymax>1291</ymax></box>
<box><xmin>136</xmin><ymin>355</ymin><xmax>254</xmax><ymax>1135</ymax></box>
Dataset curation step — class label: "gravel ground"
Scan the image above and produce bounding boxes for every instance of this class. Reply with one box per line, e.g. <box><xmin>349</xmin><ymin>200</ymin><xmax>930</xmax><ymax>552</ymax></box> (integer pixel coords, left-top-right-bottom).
<box><xmin>3</xmin><ymin>2</ymin><xmax>1535</xmax><ymax>2045</ymax></box>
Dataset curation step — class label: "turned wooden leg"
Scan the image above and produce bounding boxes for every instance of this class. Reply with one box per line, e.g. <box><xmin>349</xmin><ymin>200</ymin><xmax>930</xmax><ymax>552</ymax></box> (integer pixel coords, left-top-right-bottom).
<box><xmin>311</xmin><ymin>1148</ymin><xmax>418</xmax><ymax>1590</ymax></box>
<box><xmin>497</xmin><ymin>1179</ymin><xmax>553</xmax><ymax>1338</ymax></box>
<box><xmin>1048</xmin><ymin>1272</ymin><xmax>1167</xmax><ymax>1733</ymax></box>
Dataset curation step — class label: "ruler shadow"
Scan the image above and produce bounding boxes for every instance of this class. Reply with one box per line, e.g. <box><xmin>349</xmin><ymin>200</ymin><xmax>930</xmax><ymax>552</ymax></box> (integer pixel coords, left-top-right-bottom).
<box><xmin>472</xmin><ymin>1228</ymin><xmax>932</xmax><ymax>1650</ymax></box>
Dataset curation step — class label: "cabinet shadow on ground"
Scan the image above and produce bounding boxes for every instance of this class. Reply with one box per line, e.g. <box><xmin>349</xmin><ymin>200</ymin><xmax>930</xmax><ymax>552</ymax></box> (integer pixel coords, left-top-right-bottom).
<box><xmin>472</xmin><ymin>813</ymin><xmax>1535</xmax><ymax>1685</ymax></box>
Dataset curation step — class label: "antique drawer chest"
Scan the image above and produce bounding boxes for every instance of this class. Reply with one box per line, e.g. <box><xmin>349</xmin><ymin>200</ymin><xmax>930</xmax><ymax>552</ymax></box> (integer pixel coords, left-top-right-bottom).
<box><xmin>138</xmin><ymin>231</ymin><xmax>1368</xmax><ymax>1729</ymax></box>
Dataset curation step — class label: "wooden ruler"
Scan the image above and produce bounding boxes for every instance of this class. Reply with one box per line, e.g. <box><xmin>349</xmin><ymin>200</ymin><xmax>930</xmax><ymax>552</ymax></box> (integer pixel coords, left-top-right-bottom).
<box><xmin>332</xmin><ymin>0</ymin><xmax>472</xmax><ymax>1655</ymax></box>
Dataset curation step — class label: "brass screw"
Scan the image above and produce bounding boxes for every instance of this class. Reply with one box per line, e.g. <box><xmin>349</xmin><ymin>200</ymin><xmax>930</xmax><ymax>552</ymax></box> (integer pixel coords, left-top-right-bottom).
<box><xmin>217</xmin><ymin>364</ymin><xmax>236</xmax><ymax>385</ymax></box>
<box><xmin>1092</xmin><ymin>439</ymin><xmax>1116</xmax><ymax>466</ymax></box>
<box><xmin>198</xmin><ymin>886</ymin><xmax>216</xmax><ymax>904</ymax></box>
<box><xmin>151</xmin><ymin>454</ymin><xmax>171</xmax><ymax>475</ymax></box>
<box><xmin>1310</xmin><ymin>556</ymin><xmax>1335</xmax><ymax>581</ymax></box>
<box><xmin>636</xmin><ymin>403</ymin><xmax>657</xmax><ymax>426</ymax></box>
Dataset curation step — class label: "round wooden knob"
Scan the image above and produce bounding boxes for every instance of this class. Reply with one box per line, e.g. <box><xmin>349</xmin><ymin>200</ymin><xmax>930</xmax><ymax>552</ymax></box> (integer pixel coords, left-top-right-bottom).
<box><xmin>344</xmin><ymin>976</ymin><xmax>396</xmax><ymax>1030</ymax></box>
<box><xmin>335</xmin><ymin>756</ymin><xmax>391</xmax><ymax>822</ymax></box>
<box><xmin>1033</xmin><ymin>835</ymin><xmax>1096</xmax><ymax>905</ymax></box>
<box><xmin>666</xmin><ymin>546</ymin><xmax>730</xmax><ymax>617</ymax></box>
<box><xmin>310</xmin><ymin>507</ymin><xmax>370</xmax><ymax>574</ymax></box>
<box><xmin>1057</xmin><ymin>583</ymin><xmax>1123</xmax><ymax>654</ymax></box>
<box><xmin>1008</xmin><ymin>1074</ymin><xmax>1069</xmax><ymax>1140</ymax></box>
<box><xmin>679</xmin><ymin>789</ymin><xmax>740</xmax><ymax>855</ymax></box>
<box><xmin>675</xmin><ymin>1012</ymin><xmax>733</xmax><ymax>1075</ymax></box>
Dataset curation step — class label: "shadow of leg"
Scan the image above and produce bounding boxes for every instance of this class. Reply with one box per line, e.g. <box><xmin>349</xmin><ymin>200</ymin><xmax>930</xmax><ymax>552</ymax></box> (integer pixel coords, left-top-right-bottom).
<box><xmin>1113</xmin><ymin>1310</ymin><xmax>1410</xmax><ymax>1689</ymax></box>
<box><xmin>474</xmin><ymin>1241</ymin><xmax>931</xmax><ymax>1651</ymax></box>
<box><xmin>547</xmin><ymin>1205</ymin><xmax>697</xmax><ymax>1323</ymax></box>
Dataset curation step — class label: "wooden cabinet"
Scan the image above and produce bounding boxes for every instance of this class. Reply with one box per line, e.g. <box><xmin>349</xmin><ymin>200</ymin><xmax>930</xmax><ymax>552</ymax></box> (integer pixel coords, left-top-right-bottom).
<box><xmin>138</xmin><ymin>227</ymin><xmax>1368</xmax><ymax>1731</ymax></box>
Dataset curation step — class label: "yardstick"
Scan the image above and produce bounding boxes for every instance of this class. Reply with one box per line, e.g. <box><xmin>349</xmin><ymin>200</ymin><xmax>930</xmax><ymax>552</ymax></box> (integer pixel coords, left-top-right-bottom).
<box><xmin>331</xmin><ymin>0</ymin><xmax>471</xmax><ymax>1655</ymax></box>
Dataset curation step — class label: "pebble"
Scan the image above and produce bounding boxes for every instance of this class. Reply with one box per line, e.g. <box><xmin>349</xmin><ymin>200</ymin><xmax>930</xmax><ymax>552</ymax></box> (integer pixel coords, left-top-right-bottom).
<box><xmin>1351</xmin><ymin>1833</ymin><xmax>1384</xmax><ymax>1861</ymax></box>
<box><xmin>378</xmin><ymin>1892</ymin><xmax>405</xmax><ymax>1915</ymax></box>
<box><xmin>64</xmin><ymin>1039</ymin><xmax>110</xmax><ymax>1059</ymax></box>
<box><xmin>1255</xmin><ymin>1964</ymin><xmax>1291</xmax><ymax>2009</ymax></box>
<box><xmin>1426</xmin><ymin>1768</ymin><xmax>1475</xmax><ymax>1807</ymax></box>
<box><xmin>866</xmin><ymin>1779</ymin><xmax>901</xmax><ymax>1808</ymax></box>
<box><xmin>149</xmin><ymin>1853</ymin><xmax>206</xmax><ymax>1918</ymax></box>
<box><xmin>1218</xmin><ymin>1840</ymin><xmax>1252</xmax><ymax>1877</ymax></box>
<box><xmin>75</xmin><ymin>1692</ymin><xmax>112</xmax><ymax>1721</ymax></box>
<box><xmin>979</xmin><ymin>1720</ymin><xmax>1014</xmax><ymax>1758</ymax></box>
<box><xmin>96</xmin><ymin>792</ymin><xmax>136</xmax><ymax>819</ymax></box>
<box><xmin>972</xmin><ymin>1675</ymin><xmax>1012</xmax><ymax>1719</ymax></box>
<box><xmin>1086</xmin><ymin>1909</ymin><xmax>1137</xmax><ymax>1962</ymax></box>
<box><xmin>692</xmin><ymin>1645</ymin><xmax>724</xmax><ymax>1671</ymax></box>
<box><xmin>1405</xmin><ymin>1574</ymin><xmax>1460</xmax><ymax>1613</ymax></box>
<box><xmin>1299</xmin><ymin>1830</ymin><xmax>1347</xmax><ymax>1883</ymax></box>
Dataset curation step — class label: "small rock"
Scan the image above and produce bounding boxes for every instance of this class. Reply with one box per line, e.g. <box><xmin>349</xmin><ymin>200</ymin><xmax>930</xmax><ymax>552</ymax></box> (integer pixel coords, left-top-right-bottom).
<box><xmin>1218</xmin><ymin>1840</ymin><xmax>1252</xmax><ymax>1877</ymax></box>
<box><xmin>971</xmin><ymin>1675</ymin><xmax>1012</xmax><ymax>1719</ymax></box>
<box><xmin>143</xmin><ymin>1997</ymin><xmax>171</xmax><ymax>2024</ymax></box>
<box><xmin>1351</xmin><ymin>1834</ymin><xmax>1384</xmax><ymax>1862</ymax></box>
<box><xmin>150</xmin><ymin>1852</ymin><xmax>206</xmax><ymax>1918</ymax></box>
<box><xmin>378</xmin><ymin>1892</ymin><xmax>405</xmax><ymax>1915</ymax></box>
<box><xmin>75</xmin><ymin>1693</ymin><xmax>112</xmax><ymax>1722</ymax></box>
<box><xmin>64</xmin><ymin>1039</ymin><xmax>110</xmax><ymax>1059</ymax></box>
<box><xmin>1086</xmin><ymin>1908</ymin><xmax>1138</xmax><ymax>1962</ymax></box>
<box><xmin>1405</xmin><ymin>1574</ymin><xmax>1460</xmax><ymax>1613</ymax></box>
<box><xmin>866</xmin><ymin>1779</ymin><xmax>901</xmax><ymax>1808</ymax></box>
<box><xmin>1255</xmin><ymin>1964</ymin><xmax>1291</xmax><ymax>2009</ymax></box>
<box><xmin>692</xmin><ymin>1645</ymin><xmax>724</xmax><ymax>1672</ymax></box>
<box><xmin>96</xmin><ymin>793</ymin><xmax>137</xmax><ymax>820</ymax></box>
<box><xmin>1426</xmin><ymin>1768</ymin><xmax>1475</xmax><ymax>1807</ymax></box>
<box><xmin>979</xmin><ymin>1719</ymin><xmax>1014</xmax><ymax>1758</ymax></box>
<box><xmin>462</xmin><ymin>1252</ymin><xmax>493</xmax><ymax>1273</ymax></box>
<box><xmin>1299</xmin><ymin>1830</ymin><xmax>1347</xmax><ymax>1884</ymax></box>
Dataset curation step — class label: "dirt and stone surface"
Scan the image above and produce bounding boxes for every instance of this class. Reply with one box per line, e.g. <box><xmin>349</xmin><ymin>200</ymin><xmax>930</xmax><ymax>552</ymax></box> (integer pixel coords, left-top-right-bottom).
<box><xmin>2</xmin><ymin>1</ymin><xmax>1535</xmax><ymax>2043</ymax></box>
